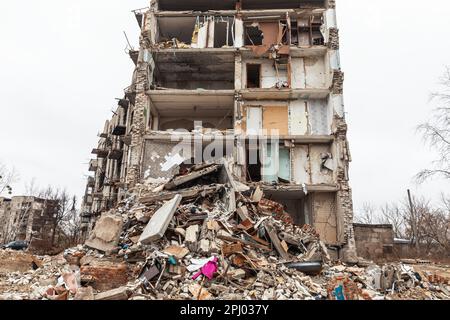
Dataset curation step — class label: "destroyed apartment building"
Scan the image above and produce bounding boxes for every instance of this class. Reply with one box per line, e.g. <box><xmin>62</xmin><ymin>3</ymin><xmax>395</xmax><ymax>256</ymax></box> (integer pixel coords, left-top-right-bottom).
<box><xmin>82</xmin><ymin>0</ymin><xmax>356</xmax><ymax>262</ymax></box>
<box><xmin>2</xmin><ymin>0</ymin><xmax>449</xmax><ymax>302</ymax></box>
<box><xmin>0</xmin><ymin>196</ymin><xmax>61</xmax><ymax>253</ymax></box>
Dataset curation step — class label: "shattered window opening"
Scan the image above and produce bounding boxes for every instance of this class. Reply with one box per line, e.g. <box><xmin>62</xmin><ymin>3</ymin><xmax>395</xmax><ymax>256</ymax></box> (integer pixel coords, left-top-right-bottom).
<box><xmin>246</xmin><ymin>64</ymin><xmax>261</xmax><ymax>88</ymax></box>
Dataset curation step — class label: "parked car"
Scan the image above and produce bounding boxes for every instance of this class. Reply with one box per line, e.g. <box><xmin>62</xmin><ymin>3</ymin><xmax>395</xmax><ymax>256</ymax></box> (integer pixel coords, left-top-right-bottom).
<box><xmin>1</xmin><ymin>240</ymin><xmax>29</xmax><ymax>251</ymax></box>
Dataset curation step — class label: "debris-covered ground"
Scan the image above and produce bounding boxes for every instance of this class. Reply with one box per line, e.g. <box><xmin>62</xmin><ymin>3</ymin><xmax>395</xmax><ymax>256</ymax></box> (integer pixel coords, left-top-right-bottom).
<box><xmin>1</xmin><ymin>163</ymin><xmax>449</xmax><ymax>300</ymax></box>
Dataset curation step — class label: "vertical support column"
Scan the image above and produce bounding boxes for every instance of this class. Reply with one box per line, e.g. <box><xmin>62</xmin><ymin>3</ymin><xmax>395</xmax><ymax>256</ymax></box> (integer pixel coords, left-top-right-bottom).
<box><xmin>126</xmin><ymin>61</ymin><xmax>149</xmax><ymax>188</ymax></box>
<box><xmin>235</xmin><ymin>53</ymin><xmax>242</xmax><ymax>90</ymax></box>
<box><xmin>234</xmin><ymin>17</ymin><xmax>244</xmax><ymax>48</ymax></box>
<box><xmin>325</xmin><ymin>3</ymin><xmax>357</xmax><ymax>262</ymax></box>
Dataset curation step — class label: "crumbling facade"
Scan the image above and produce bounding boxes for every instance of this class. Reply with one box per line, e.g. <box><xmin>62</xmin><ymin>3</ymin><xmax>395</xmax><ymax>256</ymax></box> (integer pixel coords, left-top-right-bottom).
<box><xmin>83</xmin><ymin>0</ymin><xmax>357</xmax><ymax>261</ymax></box>
<box><xmin>0</xmin><ymin>196</ymin><xmax>59</xmax><ymax>247</ymax></box>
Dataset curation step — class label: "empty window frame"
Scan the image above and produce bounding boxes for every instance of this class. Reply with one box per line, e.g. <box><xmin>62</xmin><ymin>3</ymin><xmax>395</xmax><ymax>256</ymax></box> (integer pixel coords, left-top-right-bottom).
<box><xmin>214</xmin><ymin>20</ymin><xmax>235</xmax><ymax>48</ymax></box>
<box><xmin>298</xmin><ymin>16</ymin><xmax>324</xmax><ymax>46</ymax></box>
<box><xmin>246</xmin><ymin>64</ymin><xmax>261</xmax><ymax>88</ymax></box>
<box><xmin>244</xmin><ymin>25</ymin><xmax>263</xmax><ymax>46</ymax></box>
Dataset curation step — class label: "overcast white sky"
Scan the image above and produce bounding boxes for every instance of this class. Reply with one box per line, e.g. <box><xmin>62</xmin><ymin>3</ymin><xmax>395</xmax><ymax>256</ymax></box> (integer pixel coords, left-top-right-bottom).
<box><xmin>0</xmin><ymin>0</ymin><xmax>449</xmax><ymax>212</ymax></box>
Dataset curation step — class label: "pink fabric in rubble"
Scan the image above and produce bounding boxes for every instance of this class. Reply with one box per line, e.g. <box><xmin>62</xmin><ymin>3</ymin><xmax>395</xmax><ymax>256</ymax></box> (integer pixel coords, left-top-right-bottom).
<box><xmin>192</xmin><ymin>257</ymin><xmax>218</xmax><ymax>280</ymax></box>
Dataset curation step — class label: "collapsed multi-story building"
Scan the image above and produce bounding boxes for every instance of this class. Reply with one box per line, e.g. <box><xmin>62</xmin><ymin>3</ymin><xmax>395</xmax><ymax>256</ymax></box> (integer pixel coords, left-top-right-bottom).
<box><xmin>0</xmin><ymin>196</ymin><xmax>59</xmax><ymax>250</ymax></box>
<box><xmin>82</xmin><ymin>0</ymin><xmax>357</xmax><ymax>261</ymax></box>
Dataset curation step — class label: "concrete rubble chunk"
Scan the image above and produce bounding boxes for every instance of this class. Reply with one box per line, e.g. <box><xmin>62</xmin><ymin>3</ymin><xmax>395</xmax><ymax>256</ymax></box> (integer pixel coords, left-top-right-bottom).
<box><xmin>74</xmin><ymin>287</ymin><xmax>94</xmax><ymax>301</ymax></box>
<box><xmin>230</xmin><ymin>269</ymin><xmax>246</xmax><ymax>280</ymax></box>
<box><xmin>95</xmin><ymin>287</ymin><xmax>130</xmax><ymax>301</ymax></box>
<box><xmin>199</xmin><ymin>239</ymin><xmax>211</xmax><ymax>254</ymax></box>
<box><xmin>164</xmin><ymin>164</ymin><xmax>220</xmax><ymax>190</ymax></box>
<box><xmin>185</xmin><ymin>224</ymin><xmax>200</xmax><ymax>251</ymax></box>
<box><xmin>139</xmin><ymin>194</ymin><xmax>182</xmax><ymax>244</ymax></box>
<box><xmin>85</xmin><ymin>213</ymin><xmax>123</xmax><ymax>253</ymax></box>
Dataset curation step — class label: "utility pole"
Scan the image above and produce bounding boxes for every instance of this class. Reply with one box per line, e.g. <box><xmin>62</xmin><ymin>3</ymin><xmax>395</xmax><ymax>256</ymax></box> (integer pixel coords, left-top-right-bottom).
<box><xmin>407</xmin><ymin>189</ymin><xmax>420</xmax><ymax>253</ymax></box>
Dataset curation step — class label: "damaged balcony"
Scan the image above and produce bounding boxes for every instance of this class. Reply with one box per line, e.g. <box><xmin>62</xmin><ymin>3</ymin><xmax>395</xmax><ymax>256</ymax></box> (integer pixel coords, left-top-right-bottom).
<box><xmin>91</xmin><ymin>148</ymin><xmax>109</xmax><ymax>159</ymax></box>
<box><xmin>88</xmin><ymin>159</ymin><xmax>98</xmax><ymax>172</ymax></box>
<box><xmin>87</xmin><ymin>176</ymin><xmax>95</xmax><ymax>188</ymax></box>
<box><xmin>84</xmin><ymin>195</ymin><xmax>93</xmax><ymax>205</ymax></box>
<box><xmin>111</xmin><ymin>107</ymin><xmax>128</xmax><ymax>136</ymax></box>
<box><xmin>148</xmin><ymin>90</ymin><xmax>235</xmax><ymax>132</ymax></box>
<box><xmin>154</xmin><ymin>16</ymin><xmax>236</xmax><ymax>49</ymax></box>
<box><xmin>242</xmin><ymin>12</ymin><xmax>325</xmax><ymax>52</ymax></box>
<box><xmin>151</xmin><ymin>49</ymin><xmax>235</xmax><ymax>90</ymax></box>
<box><xmin>108</xmin><ymin>148</ymin><xmax>124</xmax><ymax>161</ymax></box>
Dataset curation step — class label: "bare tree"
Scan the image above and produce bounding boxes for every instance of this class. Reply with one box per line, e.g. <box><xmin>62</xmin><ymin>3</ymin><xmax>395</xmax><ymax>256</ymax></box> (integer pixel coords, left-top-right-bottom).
<box><xmin>420</xmin><ymin>194</ymin><xmax>450</xmax><ymax>254</ymax></box>
<box><xmin>0</xmin><ymin>162</ymin><xmax>19</xmax><ymax>196</ymax></box>
<box><xmin>59</xmin><ymin>195</ymin><xmax>82</xmax><ymax>245</ymax></box>
<box><xmin>38</xmin><ymin>186</ymin><xmax>78</xmax><ymax>246</ymax></box>
<box><xmin>379</xmin><ymin>203</ymin><xmax>405</xmax><ymax>239</ymax></box>
<box><xmin>24</xmin><ymin>178</ymin><xmax>40</xmax><ymax>197</ymax></box>
<box><xmin>416</xmin><ymin>67</ymin><xmax>450</xmax><ymax>183</ymax></box>
<box><xmin>355</xmin><ymin>202</ymin><xmax>378</xmax><ymax>224</ymax></box>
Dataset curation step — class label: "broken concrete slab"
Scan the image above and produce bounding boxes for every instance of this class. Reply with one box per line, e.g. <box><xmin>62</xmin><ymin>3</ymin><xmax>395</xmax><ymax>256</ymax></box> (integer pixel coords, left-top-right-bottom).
<box><xmin>139</xmin><ymin>194</ymin><xmax>182</xmax><ymax>245</ymax></box>
<box><xmin>74</xmin><ymin>286</ymin><xmax>94</xmax><ymax>300</ymax></box>
<box><xmin>85</xmin><ymin>213</ymin><xmax>123</xmax><ymax>253</ymax></box>
<box><xmin>164</xmin><ymin>164</ymin><xmax>221</xmax><ymax>190</ymax></box>
<box><xmin>140</xmin><ymin>185</ymin><xmax>221</xmax><ymax>203</ymax></box>
<box><xmin>95</xmin><ymin>287</ymin><xmax>130</xmax><ymax>301</ymax></box>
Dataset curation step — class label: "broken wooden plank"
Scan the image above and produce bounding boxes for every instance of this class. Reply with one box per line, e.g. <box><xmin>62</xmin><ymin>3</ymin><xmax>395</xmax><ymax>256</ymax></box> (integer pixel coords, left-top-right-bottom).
<box><xmin>264</xmin><ymin>222</ymin><xmax>290</xmax><ymax>260</ymax></box>
<box><xmin>139</xmin><ymin>194</ymin><xmax>182</xmax><ymax>244</ymax></box>
<box><xmin>221</xmin><ymin>242</ymin><xmax>243</xmax><ymax>256</ymax></box>
<box><xmin>217</xmin><ymin>234</ymin><xmax>271</xmax><ymax>251</ymax></box>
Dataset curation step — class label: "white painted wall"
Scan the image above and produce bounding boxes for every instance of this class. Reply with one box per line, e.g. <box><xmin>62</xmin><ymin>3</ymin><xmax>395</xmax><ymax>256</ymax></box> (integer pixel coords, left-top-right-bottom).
<box><xmin>310</xmin><ymin>145</ymin><xmax>334</xmax><ymax>184</ymax></box>
<box><xmin>293</xmin><ymin>145</ymin><xmax>310</xmax><ymax>184</ymax></box>
<box><xmin>246</xmin><ymin>106</ymin><xmax>262</xmax><ymax>134</ymax></box>
<box><xmin>291</xmin><ymin>58</ymin><xmax>306</xmax><ymax>89</ymax></box>
<box><xmin>304</xmin><ymin>56</ymin><xmax>326</xmax><ymax>88</ymax></box>
<box><xmin>309</xmin><ymin>99</ymin><xmax>331</xmax><ymax>135</ymax></box>
<box><xmin>289</xmin><ymin>100</ymin><xmax>308</xmax><ymax>135</ymax></box>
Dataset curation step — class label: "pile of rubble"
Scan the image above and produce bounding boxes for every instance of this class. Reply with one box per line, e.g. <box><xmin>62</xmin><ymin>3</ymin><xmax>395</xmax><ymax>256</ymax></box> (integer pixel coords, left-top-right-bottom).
<box><xmin>1</xmin><ymin>163</ymin><xmax>449</xmax><ymax>300</ymax></box>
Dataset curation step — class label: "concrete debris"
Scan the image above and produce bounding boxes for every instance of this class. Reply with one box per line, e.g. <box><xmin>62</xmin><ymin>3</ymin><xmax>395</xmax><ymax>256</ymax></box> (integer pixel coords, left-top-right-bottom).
<box><xmin>95</xmin><ymin>286</ymin><xmax>131</xmax><ymax>301</ymax></box>
<box><xmin>85</xmin><ymin>214</ymin><xmax>123</xmax><ymax>253</ymax></box>
<box><xmin>0</xmin><ymin>162</ymin><xmax>449</xmax><ymax>300</ymax></box>
<box><xmin>139</xmin><ymin>195</ymin><xmax>182</xmax><ymax>244</ymax></box>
